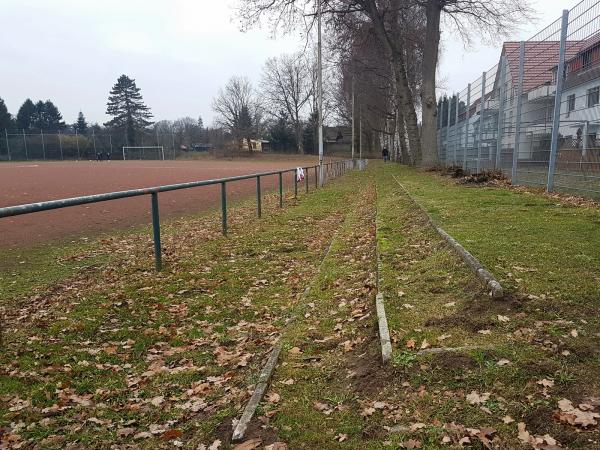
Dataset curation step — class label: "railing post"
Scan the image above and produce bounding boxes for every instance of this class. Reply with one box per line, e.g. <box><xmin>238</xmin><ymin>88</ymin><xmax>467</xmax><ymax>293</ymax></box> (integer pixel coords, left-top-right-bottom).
<box><xmin>221</xmin><ymin>182</ymin><xmax>227</xmax><ymax>235</ymax></box>
<box><xmin>305</xmin><ymin>167</ymin><xmax>309</xmax><ymax>193</ymax></box>
<box><xmin>278</xmin><ymin>172</ymin><xmax>283</xmax><ymax>208</ymax></box>
<box><xmin>256</xmin><ymin>176</ymin><xmax>262</xmax><ymax>218</ymax></box>
<box><xmin>512</xmin><ymin>41</ymin><xmax>526</xmax><ymax>185</ymax></box>
<box><xmin>495</xmin><ymin>54</ymin><xmax>507</xmax><ymax>170</ymax></box>
<box><xmin>477</xmin><ymin>72</ymin><xmax>486</xmax><ymax>174</ymax></box>
<box><xmin>463</xmin><ymin>84</ymin><xmax>471</xmax><ymax>171</ymax></box>
<box><xmin>151</xmin><ymin>192</ymin><xmax>162</xmax><ymax>270</ymax></box>
<box><xmin>547</xmin><ymin>9</ymin><xmax>570</xmax><ymax>192</ymax></box>
<box><xmin>315</xmin><ymin>166</ymin><xmax>318</xmax><ymax>188</ymax></box>
<box><xmin>4</xmin><ymin>129</ymin><xmax>10</xmax><ymax>161</ymax></box>
<box><xmin>294</xmin><ymin>170</ymin><xmax>298</xmax><ymax>198</ymax></box>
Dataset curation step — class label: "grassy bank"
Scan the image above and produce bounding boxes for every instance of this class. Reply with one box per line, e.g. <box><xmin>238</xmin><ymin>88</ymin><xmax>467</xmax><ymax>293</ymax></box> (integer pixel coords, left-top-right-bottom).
<box><xmin>2</xmin><ymin>162</ymin><xmax>599</xmax><ymax>449</ymax></box>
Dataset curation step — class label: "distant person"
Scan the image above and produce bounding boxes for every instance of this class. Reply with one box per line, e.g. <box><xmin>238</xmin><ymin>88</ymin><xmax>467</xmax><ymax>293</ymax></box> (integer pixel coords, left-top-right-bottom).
<box><xmin>106</xmin><ymin>151</ymin><xmax>111</xmax><ymax>161</ymax></box>
<box><xmin>382</xmin><ymin>147</ymin><xmax>390</xmax><ymax>162</ymax></box>
<box><xmin>96</xmin><ymin>151</ymin><xmax>102</xmax><ymax>162</ymax></box>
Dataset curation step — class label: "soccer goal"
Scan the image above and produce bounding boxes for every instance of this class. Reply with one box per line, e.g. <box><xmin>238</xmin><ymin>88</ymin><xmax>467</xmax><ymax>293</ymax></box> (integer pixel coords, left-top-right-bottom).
<box><xmin>122</xmin><ymin>146</ymin><xmax>165</xmax><ymax>160</ymax></box>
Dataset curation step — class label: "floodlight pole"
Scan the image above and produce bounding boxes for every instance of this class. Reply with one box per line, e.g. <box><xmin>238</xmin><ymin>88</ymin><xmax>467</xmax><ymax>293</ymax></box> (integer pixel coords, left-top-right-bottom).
<box><xmin>317</xmin><ymin>0</ymin><xmax>324</xmax><ymax>186</ymax></box>
<box><xmin>359</xmin><ymin>105</ymin><xmax>363</xmax><ymax>159</ymax></box>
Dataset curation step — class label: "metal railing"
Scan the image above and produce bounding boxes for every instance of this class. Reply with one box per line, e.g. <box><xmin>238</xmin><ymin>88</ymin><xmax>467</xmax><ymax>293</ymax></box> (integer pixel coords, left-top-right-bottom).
<box><xmin>0</xmin><ymin>160</ymin><xmax>365</xmax><ymax>269</ymax></box>
<box><xmin>437</xmin><ymin>0</ymin><xmax>600</xmax><ymax>199</ymax></box>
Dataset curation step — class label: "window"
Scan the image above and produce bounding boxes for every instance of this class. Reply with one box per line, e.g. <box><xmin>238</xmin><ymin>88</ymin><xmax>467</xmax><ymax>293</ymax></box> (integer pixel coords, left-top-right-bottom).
<box><xmin>587</xmin><ymin>87</ymin><xmax>599</xmax><ymax>107</ymax></box>
<box><xmin>568</xmin><ymin>94</ymin><xmax>576</xmax><ymax>113</ymax></box>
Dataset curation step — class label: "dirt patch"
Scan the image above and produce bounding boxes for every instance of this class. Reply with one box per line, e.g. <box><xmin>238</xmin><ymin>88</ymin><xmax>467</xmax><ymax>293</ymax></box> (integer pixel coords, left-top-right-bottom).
<box><xmin>524</xmin><ymin>405</ymin><xmax>597</xmax><ymax>448</ymax></box>
<box><xmin>345</xmin><ymin>333</ymin><xmax>395</xmax><ymax>397</ymax></box>
<box><xmin>217</xmin><ymin>417</ymin><xmax>281</xmax><ymax>448</ymax></box>
<box><xmin>458</xmin><ymin>170</ymin><xmax>509</xmax><ymax>185</ymax></box>
<box><xmin>427</xmin><ymin>353</ymin><xmax>477</xmax><ymax>372</ymax></box>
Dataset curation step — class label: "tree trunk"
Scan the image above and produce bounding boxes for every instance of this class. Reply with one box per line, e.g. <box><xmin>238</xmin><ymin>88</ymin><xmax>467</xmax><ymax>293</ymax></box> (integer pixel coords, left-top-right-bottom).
<box><xmin>420</xmin><ymin>0</ymin><xmax>442</xmax><ymax>169</ymax></box>
<box><xmin>397</xmin><ymin>108</ymin><xmax>410</xmax><ymax>164</ymax></box>
<box><xmin>391</xmin><ymin>58</ymin><xmax>420</xmax><ymax>165</ymax></box>
<box><xmin>365</xmin><ymin>0</ymin><xmax>421</xmax><ymax>166</ymax></box>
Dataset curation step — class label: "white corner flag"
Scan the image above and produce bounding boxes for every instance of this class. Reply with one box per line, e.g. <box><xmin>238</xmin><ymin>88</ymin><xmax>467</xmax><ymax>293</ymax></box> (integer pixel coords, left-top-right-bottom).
<box><xmin>296</xmin><ymin>167</ymin><xmax>305</xmax><ymax>182</ymax></box>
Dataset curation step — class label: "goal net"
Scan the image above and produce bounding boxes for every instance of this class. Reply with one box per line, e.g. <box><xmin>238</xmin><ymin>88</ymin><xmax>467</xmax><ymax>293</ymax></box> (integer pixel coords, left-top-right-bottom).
<box><xmin>122</xmin><ymin>146</ymin><xmax>165</xmax><ymax>160</ymax></box>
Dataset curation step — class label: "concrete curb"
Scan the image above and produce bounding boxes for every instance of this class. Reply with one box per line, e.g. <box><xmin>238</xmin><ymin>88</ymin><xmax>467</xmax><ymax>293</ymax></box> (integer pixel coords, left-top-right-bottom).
<box><xmin>231</xmin><ymin>344</ymin><xmax>282</xmax><ymax>442</ymax></box>
<box><xmin>232</xmin><ymin>222</ymin><xmax>341</xmax><ymax>442</ymax></box>
<box><xmin>376</xmin><ymin>293</ymin><xmax>392</xmax><ymax>363</ymax></box>
<box><xmin>391</xmin><ymin>174</ymin><xmax>504</xmax><ymax>299</ymax></box>
<box><xmin>375</xmin><ymin>184</ymin><xmax>393</xmax><ymax>364</ymax></box>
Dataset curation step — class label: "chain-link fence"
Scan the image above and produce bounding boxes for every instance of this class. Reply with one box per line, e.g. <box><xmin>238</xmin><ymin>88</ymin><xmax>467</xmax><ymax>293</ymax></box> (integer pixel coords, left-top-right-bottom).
<box><xmin>0</xmin><ymin>129</ymin><xmax>214</xmax><ymax>161</ymax></box>
<box><xmin>438</xmin><ymin>0</ymin><xmax>600</xmax><ymax>199</ymax></box>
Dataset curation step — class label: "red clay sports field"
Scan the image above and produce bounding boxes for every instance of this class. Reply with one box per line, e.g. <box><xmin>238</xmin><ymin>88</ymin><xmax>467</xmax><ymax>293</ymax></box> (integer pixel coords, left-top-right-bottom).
<box><xmin>0</xmin><ymin>157</ymin><xmax>324</xmax><ymax>249</ymax></box>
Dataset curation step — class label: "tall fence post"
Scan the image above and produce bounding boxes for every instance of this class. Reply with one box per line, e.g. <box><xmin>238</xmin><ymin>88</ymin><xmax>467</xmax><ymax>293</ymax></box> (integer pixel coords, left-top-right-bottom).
<box><xmin>172</xmin><ymin>132</ymin><xmax>176</xmax><ymax>160</ymax></box>
<box><xmin>583</xmin><ymin>120</ymin><xmax>589</xmax><ymax>159</ymax></box>
<box><xmin>41</xmin><ymin>130</ymin><xmax>46</xmax><ymax>160</ymax></box>
<box><xmin>512</xmin><ymin>41</ymin><xmax>526</xmax><ymax>184</ymax></box>
<box><xmin>92</xmin><ymin>130</ymin><xmax>97</xmax><ymax>157</ymax></box>
<box><xmin>4</xmin><ymin>129</ymin><xmax>10</xmax><ymax>161</ymax></box>
<box><xmin>58</xmin><ymin>131</ymin><xmax>64</xmax><ymax>160</ymax></box>
<box><xmin>278</xmin><ymin>172</ymin><xmax>283</xmax><ymax>208</ymax></box>
<box><xmin>75</xmin><ymin>130</ymin><xmax>80</xmax><ymax>160</ymax></box>
<box><xmin>446</xmin><ymin>93</ymin><xmax>453</xmax><ymax>167</ymax></box>
<box><xmin>454</xmin><ymin>93</ymin><xmax>460</xmax><ymax>166</ymax></box>
<box><xmin>547</xmin><ymin>9</ymin><xmax>570</xmax><ymax>192</ymax></box>
<box><xmin>463</xmin><ymin>84</ymin><xmax>471</xmax><ymax>170</ymax></box>
<box><xmin>495</xmin><ymin>55</ymin><xmax>507</xmax><ymax>170</ymax></box>
<box><xmin>151</xmin><ymin>192</ymin><xmax>162</xmax><ymax>270</ymax></box>
<box><xmin>477</xmin><ymin>71</ymin><xmax>486</xmax><ymax>174</ymax></box>
<box><xmin>256</xmin><ymin>176</ymin><xmax>262</xmax><ymax>218</ymax></box>
<box><xmin>315</xmin><ymin>166</ymin><xmax>318</xmax><ymax>188</ymax></box>
<box><xmin>221</xmin><ymin>182</ymin><xmax>227</xmax><ymax>235</ymax></box>
<box><xmin>109</xmin><ymin>135</ymin><xmax>113</xmax><ymax>159</ymax></box>
<box><xmin>22</xmin><ymin>130</ymin><xmax>28</xmax><ymax>160</ymax></box>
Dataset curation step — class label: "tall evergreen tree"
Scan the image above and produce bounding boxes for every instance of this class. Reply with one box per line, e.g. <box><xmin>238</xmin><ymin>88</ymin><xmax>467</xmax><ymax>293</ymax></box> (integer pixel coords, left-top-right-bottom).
<box><xmin>237</xmin><ymin>105</ymin><xmax>254</xmax><ymax>150</ymax></box>
<box><xmin>74</xmin><ymin>111</ymin><xmax>88</xmax><ymax>135</ymax></box>
<box><xmin>105</xmin><ymin>75</ymin><xmax>153</xmax><ymax>145</ymax></box>
<box><xmin>16</xmin><ymin>99</ymin><xmax>36</xmax><ymax>130</ymax></box>
<box><xmin>43</xmin><ymin>101</ymin><xmax>65</xmax><ymax>131</ymax></box>
<box><xmin>268</xmin><ymin>113</ymin><xmax>295</xmax><ymax>152</ymax></box>
<box><xmin>0</xmin><ymin>98</ymin><xmax>14</xmax><ymax>131</ymax></box>
<box><xmin>31</xmin><ymin>100</ymin><xmax>65</xmax><ymax>131</ymax></box>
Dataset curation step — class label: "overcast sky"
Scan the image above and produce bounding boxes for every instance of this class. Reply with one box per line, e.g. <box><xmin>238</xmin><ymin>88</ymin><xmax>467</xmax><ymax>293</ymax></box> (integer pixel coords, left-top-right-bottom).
<box><xmin>0</xmin><ymin>0</ymin><xmax>573</xmax><ymax>127</ymax></box>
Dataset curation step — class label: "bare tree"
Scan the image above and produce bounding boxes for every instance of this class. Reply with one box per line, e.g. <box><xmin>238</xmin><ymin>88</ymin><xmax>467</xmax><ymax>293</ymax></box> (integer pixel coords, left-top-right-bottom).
<box><xmin>212</xmin><ymin>76</ymin><xmax>258</xmax><ymax>151</ymax></box>
<box><xmin>261</xmin><ymin>53</ymin><xmax>313</xmax><ymax>153</ymax></box>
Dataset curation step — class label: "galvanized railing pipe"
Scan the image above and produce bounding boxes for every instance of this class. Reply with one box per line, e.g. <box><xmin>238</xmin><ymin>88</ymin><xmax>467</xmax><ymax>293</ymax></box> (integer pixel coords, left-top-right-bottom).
<box><xmin>0</xmin><ymin>160</ymin><xmax>361</xmax><ymax>271</ymax></box>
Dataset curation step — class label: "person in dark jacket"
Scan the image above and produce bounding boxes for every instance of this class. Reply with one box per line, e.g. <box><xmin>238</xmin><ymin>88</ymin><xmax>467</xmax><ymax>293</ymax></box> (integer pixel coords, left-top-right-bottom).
<box><xmin>382</xmin><ymin>147</ymin><xmax>390</xmax><ymax>162</ymax></box>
